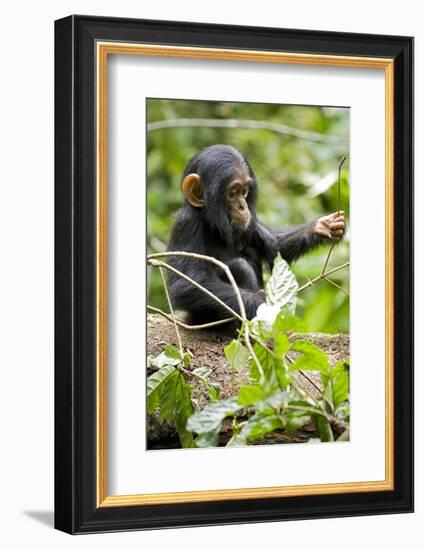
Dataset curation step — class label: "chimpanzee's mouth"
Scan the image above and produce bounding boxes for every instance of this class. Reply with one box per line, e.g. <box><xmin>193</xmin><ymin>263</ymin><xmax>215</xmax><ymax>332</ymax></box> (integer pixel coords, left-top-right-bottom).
<box><xmin>232</xmin><ymin>212</ymin><xmax>251</xmax><ymax>230</ymax></box>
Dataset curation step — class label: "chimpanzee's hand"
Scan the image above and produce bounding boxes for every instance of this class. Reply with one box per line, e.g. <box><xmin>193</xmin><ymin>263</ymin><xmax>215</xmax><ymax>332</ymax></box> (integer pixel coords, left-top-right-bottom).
<box><xmin>314</xmin><ymin>211</ymin><xmax>345</xmax><ymax>241</ymax></box>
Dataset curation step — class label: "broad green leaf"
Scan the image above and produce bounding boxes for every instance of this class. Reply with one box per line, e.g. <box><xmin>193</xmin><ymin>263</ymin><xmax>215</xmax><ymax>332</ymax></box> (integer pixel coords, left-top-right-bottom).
<box><xmin>265</xmin><ymin>254</ymin><xmax>298</xmax><ymax>313</ymax></box>
<box><xmin>250</xmin><ymin>343</ymin><xmax>274</xmax><ymax>382</ymax></box>
<box><xmin>331</xmin><ymin>361</ymin><xmax>349</xmax><ymax>409</ymax></box>
<box><xmin>237</xmin><ymin>385</ymin><xmax>265</xmax><ymax>406</ymax></box>
<box><xmin>255</xmin><ymin>390</ymin><xmax>295</xmax><ymax>413</ymax></box>
<box><xmin>158</xmin><ymin>370</ymin><xmax>180</xmax><ymax>421</ymax></box>
<box><xmin>285</xmin><ymin>411</ymin><xmax>311</xmax><ymax>434</ymax></box>
<box><xmin>187</xmin><ymin>397</ymin><xmax>242</xmax><ymax>434</ymax></box>
<box><xmin>146</xmin><ymin>365</ymin><xmax>176</xmax><ymax>413</ymax></box>
<box><xmin>290</xmin><ymin>340</ymin><xmax>329</xmax><ymax>374</ymax></box>
<box><xmin>195</xmin><ymin>428</ymin><xmax>220</xmax><ymax>448</ymax></box>
<box><xmin>274</xmin><ymin>332</ymin><xmax>289</xmax><ymax>356</ymax></box>
<box><xmin>254</xmin><ymin>320</ymin><xmax>273</xmax><ymax>340</ymax></box>
<box><xmin>174</xmin><ymin>374</ymin><xmax>194</xmax><ymax>448</ymax></box>
<box><xmin>164</xmin><ymin>345</ymin><xmax>182</xmax><ymax>360</ymax></box>
<box><xmin>192</xmin><ymin>367</ymin><xmax>212</xmax><ymax>381</ymax></box>
<box><xmin>275</xmin><ymin>356</ymin><xmax>291</xmax><ymax>389</ymax></box>
<box><xmin>273</xmin><ymin>310</ymin><xmax>307</xmax><ymax>333</ymax></box>
<box><xmin>265</xmin><ymin>390</ymin><xmax>292</xmax><ymax>410</ymax></box>
<box><xmin>316</xmin><ymin>416</ymin><xmax>335</xmax><ymax>442</ymax></box>
<box><xmin>224</xmin><ymin>340</ymin><xmax>250</xmax><ymax>373</ymax></box>
<box><xmin>151</xmin><ymin>350</ymin><xmax>181</xmax><ymax>370</ymax></box>
<box><xmin>228</xmin><ymin>412</ymin><xmax>282</xmax><ymax>445</ymax></box>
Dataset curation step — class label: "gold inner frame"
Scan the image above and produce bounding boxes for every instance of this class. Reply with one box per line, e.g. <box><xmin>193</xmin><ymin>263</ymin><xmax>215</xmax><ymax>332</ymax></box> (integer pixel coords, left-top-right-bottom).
<box><xmin>96</xmin><ymin>42</ymin><xmax>395</xmax><ymax>508</ymax></box>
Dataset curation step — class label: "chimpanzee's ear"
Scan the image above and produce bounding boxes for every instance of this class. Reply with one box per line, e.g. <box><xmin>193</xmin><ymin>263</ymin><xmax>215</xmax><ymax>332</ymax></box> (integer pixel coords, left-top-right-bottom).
<box><xmin>182</xmin><ymin>173</ymin><xmax>205</xmax><ymax>207</ymax></box>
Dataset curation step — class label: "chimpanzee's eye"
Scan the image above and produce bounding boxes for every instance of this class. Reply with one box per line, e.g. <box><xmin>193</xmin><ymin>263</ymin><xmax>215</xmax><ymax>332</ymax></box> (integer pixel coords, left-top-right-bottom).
<box><xmin>242</xmin><ymin>188</ymin><xmax>249</xmax><ymax>198</ymax></box>
<box><xmin>228</xmin><ymin>190</ymin><xmax>236</xmax><ymax>199</ymax></box>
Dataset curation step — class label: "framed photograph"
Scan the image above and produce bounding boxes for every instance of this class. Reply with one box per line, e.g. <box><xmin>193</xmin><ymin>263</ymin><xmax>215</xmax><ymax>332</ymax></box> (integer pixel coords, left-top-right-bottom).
<box><xmin>54</xmin><ymin>15</ymin><xmax>413</xmax><ymax>534</ymax></box>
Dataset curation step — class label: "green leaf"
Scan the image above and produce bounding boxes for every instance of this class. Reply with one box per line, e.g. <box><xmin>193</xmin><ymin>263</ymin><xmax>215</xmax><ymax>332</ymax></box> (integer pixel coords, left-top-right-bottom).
<box><xmin>228</xmin><ymin>412</ymin><xmax>282</xmax><ymax>445</ymax></box>
<box><xmin>174</xmin><ymin>374</ymin><xmax>194</xmax><ymax>448</ymax></box>
<box><xmin>192</xmin><ymin>367</ymin><xmax>212</xmax><ymax>382</ymax></box>
<box><xmin>285</xmin><ymin>411</ymin><xmax>311</xmax><ymax>433</ymax></box>
<box><xmin>273</xmin><ymin>310</ymin><xmax>307</xmax><ymax>333</ymax></box>
<box><xmin>275</xmin><ymin>356</ymin><xmax>291</xmax><ymax>389</ymax></box>
<box><xmin>237</xmin><ymin>385</ymin><xmax>265</xmax><ymax>406</ymax></box>
<box><xmin>207</xmin><ymin>383</ymin><xmax>221</xmax><ymax>402</ymax></box>
<box><xmin>224</xmin><ymin>340</ymin><xmax>250</xmax><ymax>373</ymax></box>
<box><xmin>273</xmin><ymin>332</ymin><xmax>289</xmax><ymax>356</ymax></box>
<box><xmin>195</xmin><ymin>428</ymin><xmax>220</xmax><ymax>448</ymax></box>
<box><xmin>255</xmin><ymin>390</ymin><xmax>296</xmax><ymax>413</ymax></box>
<box><xmin>250</xmin><ymin>343</ymin><xmax>274</xmax><ymax>382</ymax></box>
<box><xmin>151</xmin><ymin>350</ymin><xmax>181</xmax><ymax>370</ymax></box>
<box><xmin>164</xmin><ymin>345</ymin><xmax>182</xmax><ymax>360</ymax></box>
<box><xmin>187</xmin><ymin>397</ymin><xmax>242</xmax><ymax>434</ymax></box>
<box><xmin>290</xmin><ymin>340</ymin><xmax>329</xmax><ymax>374</ymax></box>
<box><xmin>331</xmin><ymin>361</ymin><xmax>349</xmax><ymax>409</ymax></box>
<box><xmin>158</xmin><ymin>370</ymin><xmax>180</xmax><ymax>421</ymax></box>
<box><xmin>316</xmin><ymin>416</ymin><xmax>335</xmax><ymax>442</ymax></box>
<box><xmin>265</xmin><ymin>254</ymin><xmax>298</xmax><ymax>313</ymax></box>
<box><xmin>265</xmin><ymin>390</ymin><xmax>293</xmax><ymax>409</ymax></box>
<box><xmin>146</xmin><ymin>365</ymin><xmax>176</xmax><ymax>413</ymax></box>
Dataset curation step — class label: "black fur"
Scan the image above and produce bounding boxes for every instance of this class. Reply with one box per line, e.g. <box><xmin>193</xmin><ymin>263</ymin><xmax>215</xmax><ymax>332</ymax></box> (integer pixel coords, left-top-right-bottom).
<box><xmin>167</xmin><ymin>144</ymin><xmax>325</xmax><ymax>323</ymax></box>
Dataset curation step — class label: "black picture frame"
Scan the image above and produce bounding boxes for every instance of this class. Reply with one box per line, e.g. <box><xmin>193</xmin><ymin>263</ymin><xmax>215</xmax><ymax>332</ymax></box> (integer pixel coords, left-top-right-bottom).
<box><xmin>55</xmin><ymin>14</ymin><xmax>414</xmax><ymax>534</ymax></box>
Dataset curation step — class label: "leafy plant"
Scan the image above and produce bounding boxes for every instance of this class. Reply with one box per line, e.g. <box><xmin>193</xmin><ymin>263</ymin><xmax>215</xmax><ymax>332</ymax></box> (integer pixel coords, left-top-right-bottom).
<box><xmin>147</xmin><ymin>346</ymin><xmax>195</xmax><ymax>448</ymax></box>
<box><xmin>146</xmin><ymin>254</ymin><xmax>349</xmax><ymax>448</ymax></box>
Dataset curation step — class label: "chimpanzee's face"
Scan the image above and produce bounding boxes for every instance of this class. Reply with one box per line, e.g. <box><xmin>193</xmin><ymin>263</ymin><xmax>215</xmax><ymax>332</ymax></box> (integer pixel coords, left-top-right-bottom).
<box><xmin>224</xmin><ymin>166</ymin><xmax>252</xmax><ymax>229</ymax></box>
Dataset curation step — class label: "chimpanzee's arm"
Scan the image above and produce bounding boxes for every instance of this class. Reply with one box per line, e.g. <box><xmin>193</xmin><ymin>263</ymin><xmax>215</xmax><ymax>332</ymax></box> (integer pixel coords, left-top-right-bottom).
<box><xmin>254</xmin><ymin>219</ymin><xmax>324</xmax><ymax>264</ymax></box>
<box><xmin>256</xmin><ymin>211</ymin><xmax>346</xmax><ymax>264</ymax></box>
<box><xmin>272</xmin><ymin>221</ymin><xmax>325</xmax><ymax>263</ymax></box>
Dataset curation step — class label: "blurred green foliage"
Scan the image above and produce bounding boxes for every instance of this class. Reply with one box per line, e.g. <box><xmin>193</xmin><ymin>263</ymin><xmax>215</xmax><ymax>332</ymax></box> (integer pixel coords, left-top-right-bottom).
<box><xmin>147</xmin><ymin>99</ymin><xmax>349</xmax><ymax>333</ymax></box>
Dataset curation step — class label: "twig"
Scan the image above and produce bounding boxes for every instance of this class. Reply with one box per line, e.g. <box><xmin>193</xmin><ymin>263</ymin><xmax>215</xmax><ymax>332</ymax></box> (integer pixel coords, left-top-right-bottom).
<box><xmin>297</xmin><ymin>370</ymin><xmax>323</xmax><ymax>395</ymax></box>
<box><xmin>286</xmin><ymin>405</ymin><xmax>348</xmax><ymax>432</ymax></box>
<box><xmin>148</xmin><ymin>251</ymin><xmax>264</xmax><ymax>382</ymax></box>
<box><xmin>158</xmin><ymin>267</ymin><xmax>183</xmax><ymax>356</ymax></box>
<box><xmin>324</xmin><ymin>277</ymin><xmax>350</xmax><ymax>296</ymax></box>
<box><xmin>147</xmin><ymin>305</ymin><xmax>235</xmax><ymax>330</ymax></box>
<box><xmin>147</xmin><ymin>118</ymin><xmax>348</xmax><ymax>146</ymax></box>
<box><xmin>320</xmin><ymin>156</ymin><xmax>346</xmax><ymax>276</ymax></box>
<box><xmin>298</xmin><ymin>261</ymin><xmax>350</xmax><ymax>293</ymax></box>
<box><xmin>148</xmin><ymin>258</ymin><xmax>242</xmax><ymax>321</ymax></box>
<box><xmin>337</xmin><ymin>156</ymin><xmax>346</xmax><ymax>214</ymax></box>
<box><xmin>320</xmin><ymin>243</ymin><xmax>335</xmax><ymax>277</ymax></box>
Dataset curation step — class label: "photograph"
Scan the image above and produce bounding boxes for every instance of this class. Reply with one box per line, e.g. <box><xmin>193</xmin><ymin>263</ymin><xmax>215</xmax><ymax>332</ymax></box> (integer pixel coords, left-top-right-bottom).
<box><xmin>146</xmin><ymin>98</ymin><xmax>350</xmax><ymax>450</ymax></box>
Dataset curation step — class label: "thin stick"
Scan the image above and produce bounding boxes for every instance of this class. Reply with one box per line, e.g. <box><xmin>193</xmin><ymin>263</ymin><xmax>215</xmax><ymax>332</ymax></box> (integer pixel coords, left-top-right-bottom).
<box><xmin>286</xmin><ymin>405</ymin><xmax>348</xmax><ymax>432</ymax></box>
<box><xmin>324</xmin><ymin>277</ymin><xmax>350</xmax><ymax>296</ymax></box>
<box><xmin>148</xmin><ymin>258</ymin><xmax>242</xmax><ymax>321</ymax></box>
<box><xmin>337</xmin><ymin>156</ymin><xmax>346</xmax><ymax>214</ymax></box>
<box><xmin>148</xmin><ymin>251</ymin><xmax>264</xmax><ymax>382</ymax></box>
<box><xmin>147</xmin><ymin>305</ymin><xmax>236</xmax><ymax>330</ymax></box>
<box><xmin>147</xmin><ymin>118</ymin><xmax>348</xmax><ymax>146</ymax></box>
<box><xmin>159</xmin><ymin>267</ymin><xmax>183</xmax><ymax>357</ymax></box>
<box><xmin>298</xmin><ymin>261</ymin><xmax>350</xmax><ymax>293</ymax></box>
<box><xmin>320</xmin><ymin>156</ymin><xmax>346</xmax><ymax>276</ymax></box>
<box><xmin>320</xmin><ymin>243</ymin><xmax>335</xmax><ymax>277</ymax></box>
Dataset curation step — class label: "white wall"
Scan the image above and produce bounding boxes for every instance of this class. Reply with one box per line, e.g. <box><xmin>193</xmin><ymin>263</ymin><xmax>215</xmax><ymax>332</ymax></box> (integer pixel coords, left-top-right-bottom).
<box><xmin>0</xmin><ymin>1</ymin><xmax>420</xmax><ymax>548</ymax></box>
